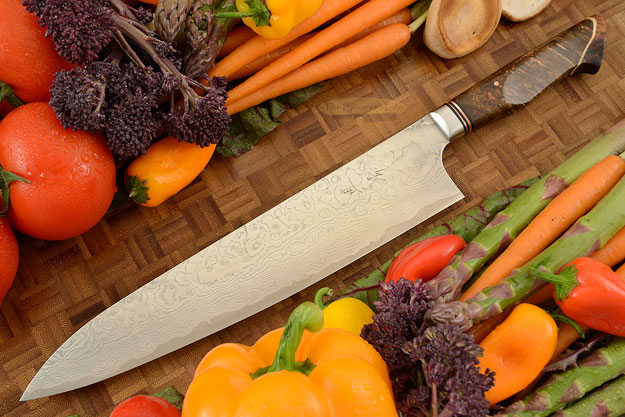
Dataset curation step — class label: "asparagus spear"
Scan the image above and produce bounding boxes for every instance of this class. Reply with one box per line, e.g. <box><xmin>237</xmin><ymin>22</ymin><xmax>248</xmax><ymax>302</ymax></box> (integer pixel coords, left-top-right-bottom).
<box><xmin>427</xmin><ymin>123</ymin><xmax>625</xmax><ymax>303</ymax></box>
<box><xmin>155</xmin><ymin>0</ymin><xmax>194</xmax><ymax>43</ymax></box>
<box><xmin>552</xmin><ymin>375</ymin><xmax>625</xmax><ymax>417</ymax></box>
<box><xmin>184</xmin><ymin>0</ymin><xmax>236</xmax><ymax>79</ymax></box>
<box><xmin>335</xmin><ymin>177</ymin><xmax>539</xmax><ymax>308</ymax></box>
<box><xmin>493</xmin><ymin>338</ymin><xmax>625</xmax><ymax>417</ymax></box>
<box><xmin>427</xmin><ymin>167</ymin><xmax>625</xmax><ymax>329</ymax></box>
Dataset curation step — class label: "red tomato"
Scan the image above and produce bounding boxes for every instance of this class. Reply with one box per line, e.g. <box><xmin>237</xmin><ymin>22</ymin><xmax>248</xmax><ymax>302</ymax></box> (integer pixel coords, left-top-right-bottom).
<box><xmin>110</xmin><ymin>395</ymin><xmax>181</xmax><ymax>417</ymax></box>
<box><xmin>0</xmin><ymin>217</ymin><xmax>19</xmax><ymax>305</ymax></box>
<box><xmin>0</xmin><ymin>0</ymin><xmax>74</xmax><ymax>102</ymax></box>
<box><xmin>0</xmin><ymin>102</ymin><xmax>117</xmax><ymax>241</ymax></box>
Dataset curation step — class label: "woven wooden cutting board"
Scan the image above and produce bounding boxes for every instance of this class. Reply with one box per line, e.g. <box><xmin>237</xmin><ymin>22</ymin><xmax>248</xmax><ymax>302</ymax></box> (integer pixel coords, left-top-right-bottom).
<box><xmin>2</xmin><ymin>0</ymin><xmax>625</xmax><ymax>415</ymax></box>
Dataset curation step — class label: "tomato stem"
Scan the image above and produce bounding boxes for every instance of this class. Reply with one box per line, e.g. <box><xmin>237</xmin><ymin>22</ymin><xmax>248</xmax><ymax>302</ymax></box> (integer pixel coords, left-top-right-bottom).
<box><xmin>0</xmin><ymin>81</ymin><xmax>24</xmax><ymax>108</ymax></box>
<box><xmin>0</xmin><ymin>164</ymin><xmax>29</xmax><ymax>216</ymax></box>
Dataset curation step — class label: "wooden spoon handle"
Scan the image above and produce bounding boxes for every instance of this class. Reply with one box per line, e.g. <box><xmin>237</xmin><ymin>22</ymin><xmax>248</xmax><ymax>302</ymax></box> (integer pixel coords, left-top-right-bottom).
<box><xmin>446</xmin><ymin>15</ymin><xmax>607</xmax><ymax>136</ymax></box>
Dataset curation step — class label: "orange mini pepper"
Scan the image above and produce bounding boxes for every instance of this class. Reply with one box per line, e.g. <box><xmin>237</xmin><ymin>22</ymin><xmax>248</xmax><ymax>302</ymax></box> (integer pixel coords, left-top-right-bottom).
<box><xmin>478</xmin><ymin>303</ymin><xmax>558</xmax><ymax>405</ymax></box>
<box><xmin>182</xmin><ymin>301</ymin><xmax>397</xmax><ymax>417</ymax></box>
<box><xmin>125</xmin><ymin>136</ymin><xmax>216</xmax><ymax>207</ymax></box>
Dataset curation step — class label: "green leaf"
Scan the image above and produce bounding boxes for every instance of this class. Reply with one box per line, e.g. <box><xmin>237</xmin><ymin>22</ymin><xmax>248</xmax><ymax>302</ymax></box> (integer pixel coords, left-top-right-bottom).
<box><xmin>154</xmin><ymin>386</ymin><xmax>185</xmax><ymax>411</ymax></box>
<box><xmin>218</xmin><ymin>84</ymin><xmax>324</xmax><ymax>157</ymax></box>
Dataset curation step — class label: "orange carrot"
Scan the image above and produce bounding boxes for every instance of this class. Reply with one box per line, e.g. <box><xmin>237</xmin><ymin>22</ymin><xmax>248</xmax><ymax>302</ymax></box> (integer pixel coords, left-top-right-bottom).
<box><xmin>324</xmin><ymin>8</ymin><xmax>412</xmax><ymax>55</ymax></box>
<box><xmin>228</xmin><ymin>34</ymin><xmax>315</xmax><ymax>81</ymax></box>
<box><xmin>617</xmin><ymin>263</ymin><xmax>625</xmax><ymax>279</ymax></box>
<box><xmin>218</xmin><ymin>26</ymin><xmax>257</xmax><ymax>59</ymax></box>
<box><xmin>590</xmin><ymin>225</ymin><xmax>625</xmax><ymax>267</ymax></box>
<box><xmin>523</xmin><ymin>284</ymin><xmax>555</xmax><ymax>306</ymax></box>
<box><xmin>209</xmin><ymin>0</ymin><xmax>364</xmax><ymax>79</ymax></box>
<box><xmin>224</xmin><ymin>0</ymin><xmax>416</xmax><ymax>105</ymax></box>
<box><xmin>468</xmin><ymin>307</ymin><xmax>513</xmax><ymax>344</ymax></box>
<box><xmin>226</xmin><ymin>23</ymin><xmax>411</xmax><ymax>115</ymax></box>
<box><xmin>460</xmin><ymin>155</ymin><xmax>625</xmax><ymax>301</ymax></box>
<box><xmin>228</xmin><ymin>8</ymin><xmax>412</xmax><ymax>82</ymax></box>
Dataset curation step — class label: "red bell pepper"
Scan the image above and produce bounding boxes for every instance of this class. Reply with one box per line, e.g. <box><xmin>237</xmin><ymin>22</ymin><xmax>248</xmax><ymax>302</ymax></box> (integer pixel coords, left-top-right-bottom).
<box><xmin>385</xmin><ymin>235</ymin><xmax>466</xmax><ymax>283</ymax></box>
<box><xmin>531</xmin><ymin>257</ymin><xmax>625</xmax><ymax>337</ymax></box>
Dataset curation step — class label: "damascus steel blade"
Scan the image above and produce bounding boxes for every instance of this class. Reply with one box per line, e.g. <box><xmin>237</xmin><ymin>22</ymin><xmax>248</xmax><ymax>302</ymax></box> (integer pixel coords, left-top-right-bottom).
<box><xmin>22</xmin><ymin>114</ymin><xmax>462</xmax><ymax>400</ymax></box>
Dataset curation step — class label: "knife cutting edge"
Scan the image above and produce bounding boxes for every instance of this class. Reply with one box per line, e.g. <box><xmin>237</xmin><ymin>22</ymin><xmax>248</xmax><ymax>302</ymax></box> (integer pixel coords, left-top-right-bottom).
<box><xmin>21</xmin><ymin>15</ymin><xmax>606</xmax><ymax>401</ymax></box>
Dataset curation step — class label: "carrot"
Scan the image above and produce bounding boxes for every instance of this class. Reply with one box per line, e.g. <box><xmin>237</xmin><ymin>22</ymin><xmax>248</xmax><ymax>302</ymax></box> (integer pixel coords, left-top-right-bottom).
<box><xmin>460</xmin><ymin>154</ymin><xmax>625</xmax><ymax>301</ymax></box>
<box><xmin>217</xmin><ymin>26</ymin><xmax>257</xmax><ymax>59</ymax></box>
<box><xmin>224</xmin><ymin>0</ymin><xmax>417</xmax><ymax>105</ymax></box>
<box><xmin>228</xmin><ymin>34</ymin><xmax>315</xmax><ymax>81</ymax></box>
<box><xmin>617</xmin><ymin>263</ymin><xmax>625</xmax><ymax>280</ymax></box>
<box><xmin>468</xmin><ymin>307</ymin><xmax>513</xmax><ymax>344</ymax></box>
<box><xmin>209</xmin><ymin>0</ymin><xmax>364</xmax><ymax>79</ymax></box>
<box><xmin>228</xmin><ymin>8</ymin><xmax>412</xmax><ymax>82</ymax></box>
<box><xmin>324</xmin><ymin>8</ymin><xmax>412</xmax><ymax>55</ymax></box>
<box><xmin>226</xmin><ymin>23</ymin><xmax>411</xmax><ymax>115</ymax></box>
<box><xmin>523</xmin><ymin>283</ymin><xmax>555</xmax><ymax>306</ymax></box>
<box><xmin>590</xmin><ymin>225</ymin><xmax>625</xmax><ymax>267</ymax></box>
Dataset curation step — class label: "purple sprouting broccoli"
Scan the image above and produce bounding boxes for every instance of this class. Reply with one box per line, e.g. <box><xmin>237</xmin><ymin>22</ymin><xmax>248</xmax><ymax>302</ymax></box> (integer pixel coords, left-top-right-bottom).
<box><xmin>361</xmin><ymin>278</ymin><xmax>494</xmax><ymax>417</ymax></box>
<box><xmin>25</xmin><ymin>0</ymin><xmax>230</xmax><ymax>161</ymax></box>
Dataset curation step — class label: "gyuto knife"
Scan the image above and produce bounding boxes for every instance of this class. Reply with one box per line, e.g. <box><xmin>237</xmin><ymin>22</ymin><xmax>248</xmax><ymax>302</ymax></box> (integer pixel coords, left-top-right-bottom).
<box><xmin>21</xmin><ymin>16</ymin><xmax>606</xmax><ymax>401</ymax></box>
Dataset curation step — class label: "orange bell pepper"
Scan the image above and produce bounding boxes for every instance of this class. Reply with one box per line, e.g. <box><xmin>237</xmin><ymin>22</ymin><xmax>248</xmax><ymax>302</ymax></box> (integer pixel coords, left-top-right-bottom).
<box><xmin>478</xmin><ymin>303</ymin><xmax>558</xmax><ymax>405</ymax></box>
<box><xmin>182</xmin><ymin>301</ymin><xmax>397</xmax><ymax>417</ymax></box>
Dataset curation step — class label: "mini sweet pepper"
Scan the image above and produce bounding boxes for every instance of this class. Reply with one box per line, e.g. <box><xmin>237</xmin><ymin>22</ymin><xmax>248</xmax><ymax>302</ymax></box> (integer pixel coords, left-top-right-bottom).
<box><xmin>531</xmin><ymin>257</ymin><xmax>625</xmax><ymax>337</ymax></box>
<box><xmin>182</xmin><ymin>301</ymin><xmax>397</xmax><ymax>417</ymax></box>
<box><xmin>218</xmin><ymin>0</ymin><xmax>324</xmax><ymax>40</ymax></box>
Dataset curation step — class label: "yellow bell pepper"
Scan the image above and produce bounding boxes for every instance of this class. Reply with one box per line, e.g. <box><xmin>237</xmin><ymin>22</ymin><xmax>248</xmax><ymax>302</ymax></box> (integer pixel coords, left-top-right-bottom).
<box><xmin>218</xmin><ymin>0</ymin><xmax>323</xmax><ymax>40</ymax></box>
<box><xmin>125</xmin><ymin>136</ymin><xmax>216</xmax><ymax>207</ymax></box>
<box><xmin>182</xmin><ymin>301</ymin><xmax>397</xmax><ymax>417</ymax></box>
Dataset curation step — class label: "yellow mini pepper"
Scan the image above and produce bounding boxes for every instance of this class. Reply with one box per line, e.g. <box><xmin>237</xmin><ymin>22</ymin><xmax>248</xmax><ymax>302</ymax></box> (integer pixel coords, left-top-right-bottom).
<box><xmin>218</xmin><ymin>0</ymin><xmax>323</xmax><ymax>40</ymax></box>
<box><xmin>182</xmin><ymin>301</ymin><xmax>397</xmax><ymax>417</ymax></box>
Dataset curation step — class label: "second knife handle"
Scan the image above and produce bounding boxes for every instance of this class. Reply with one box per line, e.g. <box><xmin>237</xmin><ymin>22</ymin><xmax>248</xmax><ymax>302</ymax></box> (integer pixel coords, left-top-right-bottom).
<box><xmin>445</xmin><ymin>15</ymin><xmax>606</xmax><ymax>137</ymax></box>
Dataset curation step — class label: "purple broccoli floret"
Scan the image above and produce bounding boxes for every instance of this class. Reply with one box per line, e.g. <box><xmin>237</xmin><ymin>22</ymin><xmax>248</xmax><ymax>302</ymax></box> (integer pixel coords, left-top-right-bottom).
<box><xmin>164</xmin><ymin>76</ymin><xmax>230</xmax><ymax>147</ymax></box>
<box><xmin>403</xmin><ymin>324</ymin><xmax>495</xmax><ymax>417</ymax></box>
<box><xmin>23</xmin><ymin>0</ymin><xmax>114</xmax><ymax>64</ymax></box>
<box><xmin>104</xmin><ymin>95</ymin><xmax>162</xmax><ymax>160</ymax></box>
<box><xmin>50</xmin><ymin>62</ymin><xmax>118</xmax><ymax>132</ymax></box>
<box><xmin>361</xmin><ymin>279</ymin><xmax>494</xmax><ymax>417</ymax></box>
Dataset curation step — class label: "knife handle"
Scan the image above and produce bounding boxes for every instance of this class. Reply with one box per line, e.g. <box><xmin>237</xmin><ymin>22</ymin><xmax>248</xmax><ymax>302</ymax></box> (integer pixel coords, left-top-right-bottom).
<box><xmin>439</xmin><ymin>15</ymin><xmax>606</xmax><ymax>138</ymax></box>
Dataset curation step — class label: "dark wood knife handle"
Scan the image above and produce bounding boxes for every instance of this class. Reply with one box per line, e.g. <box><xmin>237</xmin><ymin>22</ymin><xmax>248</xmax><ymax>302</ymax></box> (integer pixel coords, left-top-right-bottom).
<box><xmin>446</xmin><ymin>15</ymin><xmax>606</xmax><ymax>136</ymax></box>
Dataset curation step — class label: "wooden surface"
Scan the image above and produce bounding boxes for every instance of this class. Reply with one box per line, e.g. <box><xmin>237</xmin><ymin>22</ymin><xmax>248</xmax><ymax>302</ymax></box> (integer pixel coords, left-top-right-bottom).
<box><xmin>3</xmin><ymin>0</ymin><xmax>625</xmax><ymax>415</ymax></box>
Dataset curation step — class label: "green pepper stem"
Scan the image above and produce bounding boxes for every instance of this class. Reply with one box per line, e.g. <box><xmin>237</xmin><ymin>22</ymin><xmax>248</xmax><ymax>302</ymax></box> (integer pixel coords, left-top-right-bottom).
<box><xmin>314</xmin><ymin>287</ymin><xmax>332</xmax><ymax>309</ymax></box>
<box><xmin>530</xmin><ymin>266</ymin><xmax>580</xmax><ymax>301</ymax></box>
<box><xmin>551</xmin><ymin>311</ymin><xmax>586</xmax><ymax>338</ymax></box>
<box><xmin>0</xmin><ymin>81</ymin><xmax>25</xmax><ymax>108</ymax></box>
<box><xmin>215</xmin><ymin>0</ymin><xmax>271</xmax><ymax>27</ymax></box>
<box><xmin>253</xmin><ymin>301</ymin><xmax>323</xmax><ymax>378</ymax></box>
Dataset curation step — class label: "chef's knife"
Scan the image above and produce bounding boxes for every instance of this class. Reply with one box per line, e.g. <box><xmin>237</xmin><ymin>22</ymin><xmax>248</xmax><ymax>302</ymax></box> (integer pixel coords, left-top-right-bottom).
<box><xmin>22</xmin><ymin>16</ymin><xmax>606</xmax><ymax>401</ymax></box>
